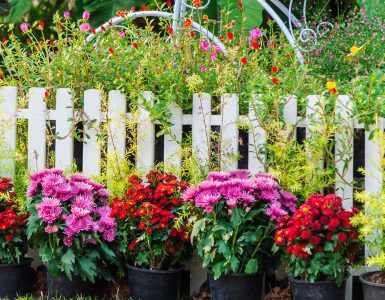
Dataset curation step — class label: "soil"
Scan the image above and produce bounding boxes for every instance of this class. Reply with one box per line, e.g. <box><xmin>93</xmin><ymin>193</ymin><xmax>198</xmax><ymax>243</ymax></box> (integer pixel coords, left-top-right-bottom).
<box><xmin>365</xmin><ymin>271</ymin><xmax>385</xmax><ymax>284</ymax></box>
<box><xmin>264</xmin><ymin>279</ymin><xmax>291</xmax><ymax>300</ymax></box>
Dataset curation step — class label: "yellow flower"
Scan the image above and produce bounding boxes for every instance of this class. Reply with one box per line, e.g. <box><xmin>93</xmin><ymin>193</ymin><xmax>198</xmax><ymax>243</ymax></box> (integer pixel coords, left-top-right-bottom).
<box><xmin>326</xmin><ymin>81</ymin><xmax>336</xmax><ymax>90</ymax></box>
<box><xmin>381</xmin><ymin>158</ymin><xmax>385</xmax><ymax>165</ymax></box>
<box><xmin>350</xmin><ymin>45</ymin><xmax>360</xmax><ymax>55</ymax></box>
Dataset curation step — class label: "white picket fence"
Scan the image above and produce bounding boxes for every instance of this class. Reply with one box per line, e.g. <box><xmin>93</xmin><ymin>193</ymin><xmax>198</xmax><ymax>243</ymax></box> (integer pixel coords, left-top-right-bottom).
<box><xmin>0</xmin><ymin>86</ymin><xmax>383</xmax><ymax>297</ymax></box>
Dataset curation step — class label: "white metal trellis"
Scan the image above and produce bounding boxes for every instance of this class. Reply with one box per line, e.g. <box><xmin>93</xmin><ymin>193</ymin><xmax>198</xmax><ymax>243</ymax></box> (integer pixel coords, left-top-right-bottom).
<box><xmin>86</xmin><ymin>0</ymin><xmax>333</xmax><ymax>63</ymax></box>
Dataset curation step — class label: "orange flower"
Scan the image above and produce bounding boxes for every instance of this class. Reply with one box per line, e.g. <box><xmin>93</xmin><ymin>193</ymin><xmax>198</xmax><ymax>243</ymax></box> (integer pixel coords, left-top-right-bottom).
<box><xmin>192</xmin><ymin>0</ymin><xmax>203</xmax><ymax>6</ymax></box>
<box><xmin>183</xmin><ymin>18</ymin><xmax>192</xmax><ymax>28</ymax></box>
<box><xmin>116</xmin><ymin>10</ymin><xmax>128</xmax><ymax>16</ymax></box>
<box><xmin>139</xmin><ymin>4</ymin><xmax>151</xmax><ymax>11</ymax></box>
<box><xmin>203</xmin><ymin>14</ymin><xmax>208</xmax><ymax>21</ymax></box>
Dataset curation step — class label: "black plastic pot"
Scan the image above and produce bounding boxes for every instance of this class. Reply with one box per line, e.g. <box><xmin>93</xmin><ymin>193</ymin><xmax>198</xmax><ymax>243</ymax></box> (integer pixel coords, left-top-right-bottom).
<box><xmin>47</xmin><ymin>271</ymin><xmax>99</xmax><ymax>299</ymax></box>
<box><xmin>127</xmin><ymin>264</ymin><xmax>183</xmax><ymax>300</ymax></box>
<box><xmin>209</xmin><ymin>272</ymin><xmax>265</xmax><ymax>300</ymax></box>
<box><xmin>0</xmin><ymin>258</ymin><xmax>32</xmax><ymax>299</ymax></box>
<box><xmin>360</xmin><ymin>271</ymin><xmax>385</xmax><ymax>300</ymax></box>
<box><xmin>290</xmin><ymin>277</ymin><xmax>347</xmax><ymax>300</ymax></box>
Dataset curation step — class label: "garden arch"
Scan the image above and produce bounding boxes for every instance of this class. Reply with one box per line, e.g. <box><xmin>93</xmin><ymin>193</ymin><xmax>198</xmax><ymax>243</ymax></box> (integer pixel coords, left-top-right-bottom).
<box><xmin>86</xmin><ymin>0</ymin><xmax>333</xmax><ymax>63</ymax></box>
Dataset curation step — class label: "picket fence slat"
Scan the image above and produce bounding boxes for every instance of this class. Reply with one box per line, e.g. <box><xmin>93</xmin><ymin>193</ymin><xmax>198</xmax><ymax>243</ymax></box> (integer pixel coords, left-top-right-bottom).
<box><xmin>28</xmin><ymin>88</ymin><xmax>47</xmax><ymax>172</ymax></box>
<box><xmin>248</xmin><ymin>94</ymin><xmax>266</xmax><ymax>173</ymax></box>
<box><xmin>55</xmin><ymin>89</ymin><xmax>74</xmax><ymax>171</ymax></box>
<box><xmin>0</xmin><ymin>87</ymin><xmax>17</xmax><ymax>177</ymax></box>
<box><xmin>108</xmin><ymin>91</ymin><xmax>127</xmax><ymax>165</ymax></box>
<box><xmin>220</xmin><ymin>94</ymin><xmax>239</xmax><ymax>171</ymax></box>
<box><xmin>335</xmin><ymin>95</ymin><xmax>354</xmax><ymax>209</ymax></box>
<box><xmin>284</xmin><ymin>95</ymin><xmax>298</xmax><ymax>139</ymax></box>
<box><xmin>192</xmin><ymin>93</ymin><xmax>211</xmax><ymax>166</ymax></box>
<box><xmin>136</xmin><ymin>91</ymin><xmax>155</xmax><ymax>173</ymax></box>
<box><xmin>164</xmin><ymin>102</ymin><xmax>182</xmax><ymax>172</ymax></box>
<box><xmin>83</xmin><ymin>89</ymin><xmax>102</xmax><ymax>176</ymax></box>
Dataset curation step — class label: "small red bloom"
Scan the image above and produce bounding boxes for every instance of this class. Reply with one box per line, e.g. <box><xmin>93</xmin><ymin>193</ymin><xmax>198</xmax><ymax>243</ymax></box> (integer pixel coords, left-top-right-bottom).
<box><xmin>91</xmin><ymin>27</ymin><xmax>96</xmax><ymax>34</ymax></box>
<box><xmin>132</xmin><ymin>42</ymin><xmax>138</xmax><ymax>48</ymax></box>
<box><xmin>337</xmin><ymin>232</ymin><xmax>347</xmax><ymax>243</ymax></box>
<box><xmin>241</xmin><ymin>57</ymin><xmax>247</xmax><ymax>65</ymax></box>
<box><xmin>101</xmin><ymin>26</ymin><xmax>106</xmax><ymax>31</ymax></box>
<box><xmin>320</xmin><ymin>216</ymin><xmax>329</xmax><ymax>225</ymax></box>
<box><xmin>44</xmin><ymin>91</ymin><xmax>49</xmax><ymax>99</ymax></box>
<box><xmin>108</xmin><ymin>47</ymin><xmax>115</xmax><ymax>55</ymax></box>
<box><xmin>251</xmin><ymin>40</ymin><xmax>260</xmax><ymax>50</ymax></box>
<box><xmin>301</xmin><ymin>230</ymin><xmax>311</xmax><ymax>240</ymax></box>
<box><xmin>139</xmin><ymin>222</ymin><xmax>146</xmax><ymax>230</ymax></box>
<box><xmin>39</xmin><ymin>21</ymin><xmax>45</xmax><ymax>28</ymax></box>
<box><xmin>271</xmin><ymin>66</ymin><xmax>278</xmax><ymax>73</ymax></box>
<box><xmin>237</xmin><ymin>1</ymin><xmax>243</xmax><ymax>7</ymax></box>
<box><xmin>189</xmin><ymin>31</ymin><xmax>195</xmax><ymax>38</ymax></box>
<box><xmin>227</xmin><ymin>31</ymin><xmax>234</xmax><ymax>40</ymax></box>
<box><xmin>166</xmin><ymin>0</ymin><xmax>171</xmax><ymax>7</ymax></box>
<box><xmin>272</xmin><ymin>77</ymin><xmax>278</xmax><ymax>85</ymax></box>
<box><xmin>219</xmin><ymin>35</ymin><xmax>224</xmax><ymax>42</ymax></box>
<box><xmin>310</xmin><ymin>236</ymin><xmax>321</xmax><ymax>246</ymax></box>
<box><xmin>168</xmin><ymin>27</ymin><xmax>174</xmax><ymax>35</ymax></box>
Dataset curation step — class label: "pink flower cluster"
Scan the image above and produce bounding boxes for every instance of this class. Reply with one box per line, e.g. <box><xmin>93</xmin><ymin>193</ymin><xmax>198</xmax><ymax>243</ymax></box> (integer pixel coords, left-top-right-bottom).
<box><xmin>182</xmin><ymin>170</ymin><xmax>297</xmax><ymax>220</ymax></box>
<box><xmin>28</xmin><ymin>169</ymin><xmax>116</xmax><ymax>247</ymax></box>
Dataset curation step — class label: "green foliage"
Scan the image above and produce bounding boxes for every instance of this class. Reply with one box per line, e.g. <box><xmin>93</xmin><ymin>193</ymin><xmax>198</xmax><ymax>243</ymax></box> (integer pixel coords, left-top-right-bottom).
<box><xmin>191</xmin><ymin>202</ymin><xmax>278</xmax><ymax>279</ymax></box>
<box><xmin>6</xmin><ymin>0</ymin><xmax>32</xmax><ymax>22</ymax></box>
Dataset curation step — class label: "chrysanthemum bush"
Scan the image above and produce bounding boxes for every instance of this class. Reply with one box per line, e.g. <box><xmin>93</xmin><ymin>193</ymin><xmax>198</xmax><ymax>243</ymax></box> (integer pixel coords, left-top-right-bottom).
<box><xmin>185</xmin><ymin>170</ymin><xmax>297</xmax><ymax>279</ymax></box>
<box><xmin>110</xmin><ymin>170</ymin><xmax>192</xmax><ymax>270</ymax></box>
<box><xmin>274</xmin><ymin>194</ymin><xmax>360</xmax><ymax>285</ymax></box>
<box><xmin>26</xmin><ymin>169</ymin><xmax>117</xmax><ymax>282</ymax></box>
<box><xmin>0</xmin><ymin>177</ymin><xmax>29</xmax><ymax>264</ymax></box>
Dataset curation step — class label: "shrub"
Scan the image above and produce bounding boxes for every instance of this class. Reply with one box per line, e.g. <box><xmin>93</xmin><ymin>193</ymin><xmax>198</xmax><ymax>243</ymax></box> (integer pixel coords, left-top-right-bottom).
<box><xmin>274</xmin><ymin>194</ymin><xmax>359</xmax><ymax>285</ymax></box>
<box><xmin>110</xmin><ymin>170</ymin><xmax>191</xmax><ymax>270</ymax></box>
<box><xmin>187</xmin><ymin>170</ymin><xmax>297</xmax><ymax>278</ymax></box>
<box><xmin>26</xmin><ymin>169</ymin><xmax>117</xmax><ymax>282</ymax></box>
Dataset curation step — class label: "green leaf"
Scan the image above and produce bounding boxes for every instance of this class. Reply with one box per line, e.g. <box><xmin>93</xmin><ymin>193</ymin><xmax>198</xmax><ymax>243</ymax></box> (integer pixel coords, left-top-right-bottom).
<box><xmin>79</xmin><ymin>257</ymin><xmax>97</xmax><ymax>283</ymax></box>
<box><xmin>230</xmin><ymin>207</ymin><xmax>242</xmax><ymax>227</ymax></box>
<box><xmin>217</xmin><ymin>0</ymin><xmax>264</xmax><ymax>32</ymax></box>
<box><xmin>6</xmin><ymin>0</ymin><xmax>33</xmax><ymax>22</ymax></box>
<box><xmin>358</xmin><ymin>0</ymin><xmax>385</xmax><ymax>17</ymax></box>
<box><xmin>217</xmin><ymin>240</ymin><xmax>231</xmax><ymax>258</ymax></box>
<box><xmin>245</xmin><ymin>258</ymin><xmax>258</xmax><ymax>274</ymax></box>
<box><xmin>61</xmin><ymin>249</ymin><xmax>75</xmax><ymax>281</ymax></box>
<box><xmin>100</xmin><ymin>243</ymin><xmax>115</xmax><ymax>260</ymax></box>
<box><xmin>229</xmin><ymin>255</ymin><xmax>239</xmax><ymax>272</ymax></box>
<box><xmin>191</xmin><ymin>218</ymin><xmax>206</xmax><ymax>241</ymax></box>
<box><xmin>212</xmin><ymin>261</ymin><xmax>224</xmax><ymax>279</ymax></box>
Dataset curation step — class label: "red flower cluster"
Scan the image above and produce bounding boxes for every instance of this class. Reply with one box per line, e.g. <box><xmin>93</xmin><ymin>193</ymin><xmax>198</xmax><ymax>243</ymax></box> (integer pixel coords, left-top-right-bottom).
<box><xmin>0</xmin><ymin>178</ymin><xmax>28</xmax><ymax>243</ymax></box>
<box><xmin>275</xmin><ymin>194</ymin><xmax>359</xmax><ymax>260</ymax></box>
<box><xmin>110</xmin><ymin>171</ymin><xmax>190</xmax><ymax>259</ymax></box>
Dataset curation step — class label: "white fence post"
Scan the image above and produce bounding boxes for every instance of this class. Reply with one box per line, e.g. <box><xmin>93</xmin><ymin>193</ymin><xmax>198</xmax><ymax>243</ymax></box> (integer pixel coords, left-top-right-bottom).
<box><xmin>107</xmin><ymin>91</ymin><xmax>127</xmax><ymax>165</ymax></box>
<box><xmin>28</xmin><ymin>88</ymin><xmax>47</xmax><ymax>172</ymax></box>
<box><xmin>0</xmin><ymin>86</ymin><xmax>17</xmax><ymax>177</ymax></box>
<box><xmin>306</xmin><ymin>95</ymin><xmax>324</xmax><ymax>186</ymax></box>
<box><xmin>55</xmin><ymin>88</ymin><xmax>74</xmax><ymax>171</ymax></box>
<box><xmin>136</xmin><ymin>91</ymin><xmax>155</xmax><ymax>173</ymax></box>
<box><xmin>283</xmin><ymin>95</ymin><xmax>298</xmax><ymax>139</ymax></box>
<box><xmin>248</xmin><ymin>94</ymin><xmax>266</xmax><ymax>174</ymax></box>
<box><xmin>220</xmin><ymin>94</ymin><xmax>239</xmax><ymax>171</ymax></box>
<box><xmin>164</xmin><ymin>102</ymin><xmax>182</xmax><ymax>172</ymax></box>
<box><xmin>335</xmin><ymin>95</ymin><xmax>354</xmax><ymax>209</ymax></box>
<box><xmin>83</xmin><ymin>89</ymin><xmax>102</xmax><ymax>176</ymax></box>
<box><xmin>192</xmin><ymin>93</ymin><xmax>211</xmax><ymax>167</ymax></box>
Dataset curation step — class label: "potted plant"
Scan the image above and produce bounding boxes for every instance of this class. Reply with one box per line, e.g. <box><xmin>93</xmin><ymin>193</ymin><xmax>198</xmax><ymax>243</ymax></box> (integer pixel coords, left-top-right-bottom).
<box><xmin>110</xmin><ymin>170</ymin><xmax>191</xmax><ymax>300</ymax></box>
<box><xmin>274</xmin><ymin>194</ymin><xmax>359</xmax><ymax>300</ymax></box>
<box><xmin>184</xmin><ymin>170</ymin><xmax>297</xmax><ymax>300</ymax></box>
<box><xmin>26</xmin><ymin>169</ymin><xmax>117</xmax><ymax>298</ymax></box>
<box><xmin>0</xmin><ymin>177</ymin><xmax>32</xmax><ymax>299</ymax></box>
<box><xmin>351</xmin><ymin>189</ymin><xmax>385</xmax><ymax>300</ymax></box>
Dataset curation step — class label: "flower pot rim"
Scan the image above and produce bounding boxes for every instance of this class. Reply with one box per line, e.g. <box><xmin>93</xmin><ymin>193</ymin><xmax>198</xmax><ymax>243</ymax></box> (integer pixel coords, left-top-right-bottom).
<box><xmin>127</xmin><ymin>263</ymin><xmax>184</xmax><ymax>274</ymax></box>
<box><xmin>289</xmin><ymin>275</ymin><xmax>349</xmax><ymax>285</ymax></box>
<box><xmin>209</xmin><ymin>272</ymin><xmax>264</xmax><ymax>279</ymax></box>
<box><xmin>359</xmin><ymin>271</ymin><xmax>385</xmax><ymax>287</ymax></box>
<box><xmin>0</xmin><ymin>257</ymin><xmax>32</xmax><ymax>268</ymax></box>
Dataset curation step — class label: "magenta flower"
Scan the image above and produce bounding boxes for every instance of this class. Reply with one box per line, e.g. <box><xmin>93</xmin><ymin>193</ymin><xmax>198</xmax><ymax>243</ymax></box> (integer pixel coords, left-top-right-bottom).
<box><xmin>249</xmin><ymin>28</ymin><xmax>262</xmax><ymax>39</ymax></box>
<box><xmin>211</xmin><ymin>54</ymin><xmax>217</xmax><ymax>61</ymax></box>
<box><xmin>82</xmin><ymin>11</ymin><xmax>90</xmax><ymax>20</ymax></box>
<box><xmin>119</xmin><ymin>31</ymin><xmax>125</xmax><ymax>38</ymax></box>
<box><xmin>213</xmin><ymin>46</ymin><xmax>221</xmax><ymax>53</ymax></box>
<box><xmin>63</xmin><ymin>11</ymin><xmax>71</xmax><ymax>19</ymax></box>
<box><xmin>37</xmin><ymin>197</ymin><xmax>62</xmax><ymax>223</ymax></box>
<box><xmin>79</xmin><ymin>23</ymin><xmax>90</xmax><ymax>33</ymax></box>
<box><xmin>200</xmin><ymin>66</ymin><xmax>206</xmax><ymax>73</ymax></box>
<box><xmin>200</xmin><ymin>41</ymin><xmax>210</xmax><ymax>52</ymax></box>
<box><xmin>20</xmin><ymin>23</ymin><xmax>29</xmax><ymax>32</ymax></box>
<box><xmin>63</xmin><ymin>237</ymin><xmax>73</xmax><ymax>247</ymax></box>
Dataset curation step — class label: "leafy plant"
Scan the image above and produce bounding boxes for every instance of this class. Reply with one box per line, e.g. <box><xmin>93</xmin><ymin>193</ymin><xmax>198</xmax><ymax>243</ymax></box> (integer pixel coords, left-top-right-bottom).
<box><xmin>26</xmin><ymin>169</ymin><xmax>117</xmax><ymax>282</ymax></box>
<box><xmin>187</xmin><ymin>170</ymin><xmax>297</xmax><ymax>278</ymax></box>
<box><xmin>274</xmin><ymin>194</ymin><xmax>360</xmax><ymax>285</ymax></box>
<box><xmin>0</xmin><ymin>177</ymin><xmax>29</xmax><ymax>264</ymax></box>
<box><xmin>110</xmin><ymin>170</ymin><xmax>192</xmax><ymax>269</ymax></box>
